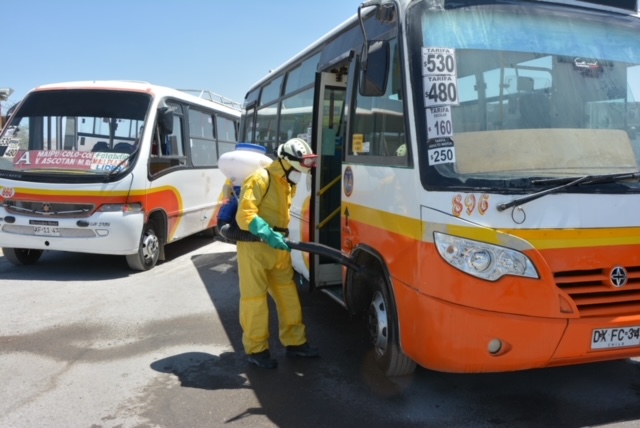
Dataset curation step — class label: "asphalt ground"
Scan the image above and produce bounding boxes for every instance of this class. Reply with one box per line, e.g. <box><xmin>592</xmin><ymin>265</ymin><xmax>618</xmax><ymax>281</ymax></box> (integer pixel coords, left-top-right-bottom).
<box><xmin>1</xmin><ymin>238</ymin><xmax>640</xmax><ymax>428</ymax></box>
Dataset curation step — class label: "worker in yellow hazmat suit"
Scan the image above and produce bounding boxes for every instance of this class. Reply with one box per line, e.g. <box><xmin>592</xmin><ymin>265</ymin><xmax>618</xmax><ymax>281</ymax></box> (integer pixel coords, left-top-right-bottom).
<box><xmin>235</xmin><ymin>138</ymin><xmax>320</xmax><ymax>369</ymax></box>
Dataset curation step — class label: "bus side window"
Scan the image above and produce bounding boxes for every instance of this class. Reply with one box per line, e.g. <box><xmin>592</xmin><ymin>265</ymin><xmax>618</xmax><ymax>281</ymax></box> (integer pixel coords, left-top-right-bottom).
<box><xmin>167</xmin><ymin>115</ymin><xmax>185</xmax><ymax>156</ymax></box>
<box><xmin>351</xmin><ymin>38</ymin><xmax>408</xmax><ymax>165</ymax></box>
<box><xmin>154</xmin><ymin>114</ymin><xmax>184</xmax><ymax>158</ymax></box>
<box><xmin>189</xmin><ymin>109</ymin><xmax>217</xmax><ymax>167</ymax></box>
<box><xmin>150</xmin><ymin>113</ymin><xmax>186</xmax><ymax>175</ymax></box>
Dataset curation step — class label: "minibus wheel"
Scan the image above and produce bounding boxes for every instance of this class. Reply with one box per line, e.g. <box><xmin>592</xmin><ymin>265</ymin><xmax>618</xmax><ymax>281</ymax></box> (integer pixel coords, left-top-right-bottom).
<box><xmin>126</xmin><ymin>222</ymin><xmax>160</xmax><ymax>271</ymax></box>
<box><xmin>368</xmin><ymin>275</ymin><xmax>417</xmax><ymax>377</ymax></box>
<box><xmin>2</xmin><ymin>247</ymin><xmax>43</xmax><ymax>265</ymax></box>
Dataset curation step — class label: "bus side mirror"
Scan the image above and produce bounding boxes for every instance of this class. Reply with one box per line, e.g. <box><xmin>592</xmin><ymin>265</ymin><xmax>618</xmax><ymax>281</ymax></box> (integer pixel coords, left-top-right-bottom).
<box><xmin>158</xmin><ymin>107</ymin><xmax>174</xmax><ymax>134</ymax></box>
<box><xmin>360</xmin><ymin>40</ymin><xmax>390</xmax><ymax>97</ymax></box>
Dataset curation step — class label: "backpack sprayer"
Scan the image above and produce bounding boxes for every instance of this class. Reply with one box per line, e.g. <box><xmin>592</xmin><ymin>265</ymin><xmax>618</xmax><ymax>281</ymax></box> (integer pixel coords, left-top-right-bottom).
<box><xmin>216</xmin><ymin>143</ymin><xmax>360</xmax><ymax>272</ymax></box>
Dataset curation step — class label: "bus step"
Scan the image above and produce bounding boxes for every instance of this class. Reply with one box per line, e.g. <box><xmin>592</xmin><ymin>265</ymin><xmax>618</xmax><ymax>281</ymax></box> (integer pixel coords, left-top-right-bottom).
<box><xmin>319</xmin><ymin>286</ymin><xmax>347</xmax><ymax>308</ymax></box>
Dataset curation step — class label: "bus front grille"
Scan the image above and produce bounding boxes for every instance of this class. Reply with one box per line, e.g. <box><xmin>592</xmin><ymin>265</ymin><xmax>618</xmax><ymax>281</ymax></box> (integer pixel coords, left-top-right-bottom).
<box><xmin>554</xmin><ymin>266</ymin><xmax>640</xmax><ymax>317</ymax></box>
<box><xmin>3</xmin><ymin>200</ymin><xmax>94</xmax><ymax>218</ymax></box>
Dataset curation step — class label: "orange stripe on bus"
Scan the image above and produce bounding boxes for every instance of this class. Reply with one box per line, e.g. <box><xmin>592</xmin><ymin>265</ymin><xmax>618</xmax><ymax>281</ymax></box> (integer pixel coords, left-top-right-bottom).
<box><xmin>10</xmin><ymin>186</ymin><xmax>184</xmax><ymax>241</ymax></box>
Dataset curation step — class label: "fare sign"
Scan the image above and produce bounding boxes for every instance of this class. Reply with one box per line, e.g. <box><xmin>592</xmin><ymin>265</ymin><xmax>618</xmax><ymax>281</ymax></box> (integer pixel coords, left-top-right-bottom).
<box><xmin>422</xmin><ymin>47</ymin><xmax>459</xmax><ymax>108</ymax></box>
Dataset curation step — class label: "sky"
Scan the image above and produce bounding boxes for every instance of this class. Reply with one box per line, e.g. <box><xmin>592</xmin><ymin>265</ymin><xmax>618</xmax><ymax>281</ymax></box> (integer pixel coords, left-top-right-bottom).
<box><xmin>1</xmin><ymin>0</ymin><xmax>360</xmax><ymax>112</ymax></box>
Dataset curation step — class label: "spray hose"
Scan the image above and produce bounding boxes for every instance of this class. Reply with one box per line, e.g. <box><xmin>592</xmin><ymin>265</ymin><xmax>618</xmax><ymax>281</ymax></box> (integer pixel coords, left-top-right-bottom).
<box><xmin>286</xmin><ymin>240</ymin><xmax>361</xmax><ymax>272</ymax></box>
<box><xmin>218</xmin><ymin>223</ymin><xmax>361</xmax><ymax>272</ymax></box>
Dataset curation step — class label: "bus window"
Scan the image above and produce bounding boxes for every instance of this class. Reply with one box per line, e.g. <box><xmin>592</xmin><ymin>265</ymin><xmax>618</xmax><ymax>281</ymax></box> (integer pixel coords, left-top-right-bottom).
<box><xmin>280</xmin><ymin>88</ymin><xmax>314</xmax><ymax>143</ymax></box>
<box><xmin>285</xmin><ymin>53</ymin><xmax>320</xmax><ymax>95</ymax></box>
<box><xmin>255</xmin><ymin>104</ymin><xmax>278</xmax><ymax>150</ymax></box>
<box><xmin>241</xmin><ymin>107</ymin><xmax>256</xmax><ymax>143</ymax></box>
<box><xmin>217</xmin><ymin>115</ymin><xmax>239</xmax><ymax>157</ymax></box>
<box><xmin>350</xmin><ymin>38</ymin><xmax>408</xmax><ymax>164</ymax></box>
<box><xmin>189</xmin><ymin>108</ymin><xmax>216</xmax><ymax>167</ymax></box>
<box><xmin>260</xmin><ymin>76</ymin><xmax>284</xmax><ymax>107</ymax></box>
<box><xmin>150</xmin><ymin>103</ymin><xmax>186</xmax><ymax>174</ymax></box>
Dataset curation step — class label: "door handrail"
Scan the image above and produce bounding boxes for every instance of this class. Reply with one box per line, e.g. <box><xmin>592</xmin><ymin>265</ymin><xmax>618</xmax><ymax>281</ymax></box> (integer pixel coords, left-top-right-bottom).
<box><xmin>317</xmin><ymin>206</ymin><xmax>341</xmax><ymax>230</ymax></box>
<box><xmin>317</xmin><ymin>175</ymin><xmax>341</xmax><ymax>197</ymax></box>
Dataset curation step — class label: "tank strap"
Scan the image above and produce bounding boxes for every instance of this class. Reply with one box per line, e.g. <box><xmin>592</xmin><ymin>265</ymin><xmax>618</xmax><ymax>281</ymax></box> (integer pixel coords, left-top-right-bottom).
<box><xmin>264</xmin><ymin>170</ymin><xmax>287</xmax><ymax>236</ymax></box>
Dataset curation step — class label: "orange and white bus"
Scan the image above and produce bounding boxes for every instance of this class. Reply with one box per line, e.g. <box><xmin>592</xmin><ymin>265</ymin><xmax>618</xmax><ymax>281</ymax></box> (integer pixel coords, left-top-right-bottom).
<box><xmin>238</xmin><ymin>0</ymin><xmax>640</xmax><ymax>376</ymax></box>
<box><xmin>0</xmin><ymin>80</ymin><xmax>240</xmax><ymax>270</ymax></box>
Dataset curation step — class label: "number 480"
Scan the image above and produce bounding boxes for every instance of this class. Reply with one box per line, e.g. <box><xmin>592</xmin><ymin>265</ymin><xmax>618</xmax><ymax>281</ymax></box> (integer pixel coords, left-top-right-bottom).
<box><xmin>427</xmin><ymin>83</ymin><xmax>457</xmax><ymax>104</ymax></box>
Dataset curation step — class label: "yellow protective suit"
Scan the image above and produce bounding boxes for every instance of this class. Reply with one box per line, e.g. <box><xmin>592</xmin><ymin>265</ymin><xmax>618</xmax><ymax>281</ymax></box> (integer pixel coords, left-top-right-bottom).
<box><xmin>235</xmin><ymin>159</ymin><xmax>307</xmax><ymax>355</ymax></box>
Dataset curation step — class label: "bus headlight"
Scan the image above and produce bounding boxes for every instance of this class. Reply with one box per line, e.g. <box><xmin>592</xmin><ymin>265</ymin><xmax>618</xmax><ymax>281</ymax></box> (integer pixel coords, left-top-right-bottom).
<box><xmin>434</xmin><ymin>232</ymin><xmax>538</xmax><ymax>281</ymax></box>
<box><xmin>98</xmin><ymin>203</ymin><xmax>143</xmax><ymax>213</ymax></box>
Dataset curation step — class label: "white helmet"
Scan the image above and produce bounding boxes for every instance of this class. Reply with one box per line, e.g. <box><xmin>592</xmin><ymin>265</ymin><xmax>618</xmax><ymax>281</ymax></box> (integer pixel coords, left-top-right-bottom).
<box><xmin>277</xmin><ymin>138</ymin><xmax>317</xmax><ymax>173</ymax></box>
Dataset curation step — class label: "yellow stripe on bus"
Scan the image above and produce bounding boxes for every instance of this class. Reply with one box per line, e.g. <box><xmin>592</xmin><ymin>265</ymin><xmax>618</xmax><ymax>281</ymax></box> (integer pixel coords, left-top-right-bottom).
<box><xmin>344</xmin><ymin>202</ymin><xmax>640</xmax><ymax>250</ymax></box>
<box><xmin>343</xmin><ymin>202</ymin><xmax>422</xmax><ymax>240</ymax></box>
<box><xmin>505</xmin><ymin>228</ymin><xmax>640</xmax><ymax>249</ymax></box>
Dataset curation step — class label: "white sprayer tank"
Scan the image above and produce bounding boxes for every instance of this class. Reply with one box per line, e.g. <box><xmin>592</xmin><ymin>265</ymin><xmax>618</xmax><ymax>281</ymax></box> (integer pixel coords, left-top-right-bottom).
<box><xmin>218</xmin><ymin>143</ymin><xmax>272</xmax><ymax>186</ymax></box>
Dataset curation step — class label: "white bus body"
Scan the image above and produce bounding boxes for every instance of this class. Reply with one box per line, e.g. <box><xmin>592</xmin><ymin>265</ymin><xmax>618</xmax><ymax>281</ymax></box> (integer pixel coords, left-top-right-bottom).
<box><xmin>238</xmin><ymin>0</ymin><xmax>640</xmax><ymax>377</ymax></box>
<box><xmin>0</xmin><ymin>80</ymin><xmax>240</xmax><ymax>270</ymax></box>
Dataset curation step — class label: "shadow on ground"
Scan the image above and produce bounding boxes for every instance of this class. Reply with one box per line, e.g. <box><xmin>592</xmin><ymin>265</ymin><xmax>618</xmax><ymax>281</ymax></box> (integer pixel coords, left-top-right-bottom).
<box><xmin>0</xmin><ymin>234</ymin><xmax>215</xmax><ymax>281</ymax></box>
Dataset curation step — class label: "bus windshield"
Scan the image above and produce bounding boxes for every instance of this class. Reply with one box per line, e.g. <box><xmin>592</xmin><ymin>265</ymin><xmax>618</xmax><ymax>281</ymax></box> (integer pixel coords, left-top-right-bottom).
<box><xmin>0</xmin><ymin>89</ymin><xmax>150</xmax><ymax>179</ymax></box>
<box><xmin>411</xmin><ymin>2</ymin><xmax>640</xmax><ymax>191</ymax></box>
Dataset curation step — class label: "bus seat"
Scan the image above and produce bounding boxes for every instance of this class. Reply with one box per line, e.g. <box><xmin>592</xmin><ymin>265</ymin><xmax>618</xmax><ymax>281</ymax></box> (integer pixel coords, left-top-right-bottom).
<box><xmin>113</xmin><ymin>142</ymin><xmax>134</xmax><ymax>153</ymax></box>
<box><xmin>518</xmin><ymin>93</ymin><xmax>551</xmax><ymax>129</ymax></box>
<box><xmin>92</xmin><ymin>141</ymin><xmax>110</xmax><ymax>152</ymax></box>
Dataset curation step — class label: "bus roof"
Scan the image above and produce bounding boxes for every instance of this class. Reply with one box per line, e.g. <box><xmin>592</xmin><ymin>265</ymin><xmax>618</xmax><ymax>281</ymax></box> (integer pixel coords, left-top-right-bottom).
<box><xmin>32</xmin><ymin>80</ymin><xmax>242</xmax><ymax>116</ymax></box>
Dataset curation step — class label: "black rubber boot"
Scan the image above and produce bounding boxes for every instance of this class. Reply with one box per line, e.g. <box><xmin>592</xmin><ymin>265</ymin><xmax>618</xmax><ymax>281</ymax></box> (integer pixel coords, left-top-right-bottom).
<box><xmin>247</xmin><ymin>350</ymin><xmax>278</xmax><ymax>369</ymax></box>
<box><xmin>285</xmin><ymin>342</ymin><xmax>319</xmax><ymax>358</ymax></box>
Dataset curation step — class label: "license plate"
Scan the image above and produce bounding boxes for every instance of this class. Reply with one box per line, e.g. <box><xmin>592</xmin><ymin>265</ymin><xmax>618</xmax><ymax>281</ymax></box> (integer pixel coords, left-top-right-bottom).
<box><xmin>591</xmin><ymin>326</ymin><xmax>640</xmax><ymax>350</ymax></box>
<box><xmin>33</xmin><ymin>226</ymin><xmax>60</xmax><ymax>237</ymax></box>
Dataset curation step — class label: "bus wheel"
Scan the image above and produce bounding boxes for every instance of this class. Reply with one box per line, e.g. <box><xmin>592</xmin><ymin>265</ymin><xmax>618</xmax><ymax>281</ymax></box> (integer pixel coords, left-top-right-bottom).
<box><xmin>368</xmin><ymin>276</ymin><xmax>417</xmax><ymax>377</ymax></box>
<box><xmin>2</xmin><ymin>248</ymin><xmax>44</xmax><ymax>265</ymax></box>
<box><xmin>126</xmin><ymin>223</ymin><xmax>160</xmax><ymax>271</ymax></box>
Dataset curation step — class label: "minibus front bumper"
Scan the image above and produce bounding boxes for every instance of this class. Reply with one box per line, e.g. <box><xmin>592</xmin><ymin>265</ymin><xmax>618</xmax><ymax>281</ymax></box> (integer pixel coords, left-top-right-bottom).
<box><xmin>0</xmin><ymin>210</ymin><xmax>144</xmax><ymax>255</ymax></box>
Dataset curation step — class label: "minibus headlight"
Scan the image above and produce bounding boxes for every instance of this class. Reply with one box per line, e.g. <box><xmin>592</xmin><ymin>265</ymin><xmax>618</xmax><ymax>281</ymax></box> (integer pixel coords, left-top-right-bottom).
<box><xmin>98</xmin><ymin>203</ymin><xmax>143</xmax><ymax>213</ymax></box>
<box><xmin>434</xmin><ymin>232</ymin><xmax>538</xmax><ymax>281</ymax></box>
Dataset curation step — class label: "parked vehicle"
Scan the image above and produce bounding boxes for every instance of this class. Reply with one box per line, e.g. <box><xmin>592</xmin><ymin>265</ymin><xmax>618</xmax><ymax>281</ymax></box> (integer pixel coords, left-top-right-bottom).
<box><xmin>0</xmin><ymin>80</ymin><xmax>241</xmax><ymax>270</ymax></box>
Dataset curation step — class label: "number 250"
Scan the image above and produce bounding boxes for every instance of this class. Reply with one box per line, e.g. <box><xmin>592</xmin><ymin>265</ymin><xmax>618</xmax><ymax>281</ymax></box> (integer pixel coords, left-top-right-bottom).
<box><xmin>433</xmin><ymin>149</ymin><xmax>453</xmax><ymax>162</ymax></box>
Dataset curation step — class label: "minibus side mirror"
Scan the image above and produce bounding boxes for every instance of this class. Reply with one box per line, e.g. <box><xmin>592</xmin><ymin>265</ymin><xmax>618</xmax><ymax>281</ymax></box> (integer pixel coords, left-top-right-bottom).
<box><xmin>360</xmin><ymin>40</ymin><xmax>390</xmax><ymax>97</ymax></box>
<box><xmin>158</xmin><ymin>107</ymin><xmax>174</xmax><ymax>134</ymax></box>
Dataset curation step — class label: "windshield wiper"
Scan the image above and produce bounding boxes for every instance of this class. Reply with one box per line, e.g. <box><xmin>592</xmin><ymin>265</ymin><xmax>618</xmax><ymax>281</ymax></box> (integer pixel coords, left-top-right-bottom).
<box><xmin>496</xmin><ymin>172</ymin><xmax>640</xmax><ymax>212</ymax></box>
<box><xmin>105</xmin><ymin>147</ymin><xmax>139</xmax><ymax>181</ymax></box>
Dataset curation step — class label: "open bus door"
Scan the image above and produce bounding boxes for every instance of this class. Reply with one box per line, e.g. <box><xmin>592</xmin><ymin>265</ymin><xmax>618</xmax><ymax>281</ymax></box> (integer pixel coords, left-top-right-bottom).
<box><xmin>310</xmin><ymin>67</ymin><xmax>349</xmax><ymax>303</ymax></box>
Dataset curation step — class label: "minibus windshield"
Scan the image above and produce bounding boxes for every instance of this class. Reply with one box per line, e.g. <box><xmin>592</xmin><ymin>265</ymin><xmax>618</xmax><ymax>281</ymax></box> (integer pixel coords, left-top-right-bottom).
<box><xmin>0</xmin><ymin>89</ymin><xmax>150</xmax><ymax>180</ymax></box>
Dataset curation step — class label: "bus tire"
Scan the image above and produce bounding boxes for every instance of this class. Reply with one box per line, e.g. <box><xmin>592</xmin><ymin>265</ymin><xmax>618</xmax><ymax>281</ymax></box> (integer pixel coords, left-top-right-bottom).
<box><xmin>369</xmin><ymin>275</ymin><xmax>417</xmax><ymax>377</ymax></box>
<box><xmin>126</xmin><ymin>222</ymin><xmax>161</xmax><ymax>271</ymax></box>
<box><xmin>2</xmin><ymin>247</ymin><xmax>44</xmax><ymax>266</ymax></box>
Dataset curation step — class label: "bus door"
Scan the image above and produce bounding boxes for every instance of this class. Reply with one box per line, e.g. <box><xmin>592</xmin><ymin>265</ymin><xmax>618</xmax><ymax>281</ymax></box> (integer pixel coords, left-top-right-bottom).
<box><xmin>312</xmin><ymin>70</ymin><xmax>348</xmax><ymax>293</ymax></box>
